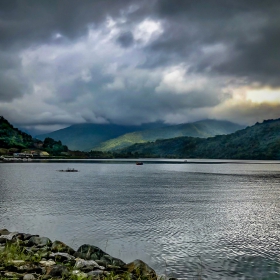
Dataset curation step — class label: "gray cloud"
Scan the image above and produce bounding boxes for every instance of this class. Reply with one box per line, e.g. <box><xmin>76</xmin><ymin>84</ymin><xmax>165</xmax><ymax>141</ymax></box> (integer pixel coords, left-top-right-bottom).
<box><xmin>116</xmin><ymin>31</ymin><xmax>134</xmax><ymax>48</ymax></box>
<box><xmin>0</xmin><ymin>0</ymin><xmax>279</xmax><ymax>131</ymax></box>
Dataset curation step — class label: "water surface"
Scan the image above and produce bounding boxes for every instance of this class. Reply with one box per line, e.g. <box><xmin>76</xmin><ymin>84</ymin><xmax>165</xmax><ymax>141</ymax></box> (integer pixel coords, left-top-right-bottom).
<box><xmin>1</xmin><ymin>160</ymin><xmax>280</xmax><ymax>279</ymax></box>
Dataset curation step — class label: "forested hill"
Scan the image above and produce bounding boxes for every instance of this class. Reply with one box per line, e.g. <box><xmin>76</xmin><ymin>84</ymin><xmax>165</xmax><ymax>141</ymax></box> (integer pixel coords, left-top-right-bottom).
<box><xmin>0</xmin><ymin>116</ymin><xmax>34</xmax><ymax>149</ymax></box>
<box><xmin>118</xmin><ymin>118</ymin><xmax>280</xmax><ymax>160</ymax></box>
<box><xmin>0</xmin><ymin>116</ymin><xmax>68</xmax><ymax>156</ymax></box>
<box><xmin>94</xmin><ymin>119</ymin><xmax>244</xmax><ymax>151</ymax></box>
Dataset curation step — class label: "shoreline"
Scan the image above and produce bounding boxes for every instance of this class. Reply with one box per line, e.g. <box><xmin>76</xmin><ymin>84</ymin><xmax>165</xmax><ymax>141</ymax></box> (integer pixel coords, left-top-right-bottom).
<box><xmin>0</xmin><ymin>229</ymin><xmax>178</xmax><ymax>280</ymax></box>
<box><xmin>1</xmin><ymin>157</ymin><xmax>280</xmax><ymax>164</ymax></box>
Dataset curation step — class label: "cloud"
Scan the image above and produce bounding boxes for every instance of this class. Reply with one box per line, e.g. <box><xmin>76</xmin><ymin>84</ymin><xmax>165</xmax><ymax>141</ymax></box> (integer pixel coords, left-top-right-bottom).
<box><xmin>0</xmin><ymin>0</ymin><xmax>279</xmax><ymax>131</ymax></box>
<box><xmin>116</xmin><ymin>31</ymin><xmax>134</xmax><ymax>48</ymax></box>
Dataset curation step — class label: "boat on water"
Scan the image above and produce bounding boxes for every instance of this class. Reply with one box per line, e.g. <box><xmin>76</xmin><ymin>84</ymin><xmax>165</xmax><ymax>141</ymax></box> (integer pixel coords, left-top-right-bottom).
<box><xmin>136</xmin><ymin>162</ymin><xmax>143</xmax><ymax>165</ymax></box>
<box><xmin>58</xmin><ymin>168</ymin><xmax>79</xmax><ymax>172</ymax></box>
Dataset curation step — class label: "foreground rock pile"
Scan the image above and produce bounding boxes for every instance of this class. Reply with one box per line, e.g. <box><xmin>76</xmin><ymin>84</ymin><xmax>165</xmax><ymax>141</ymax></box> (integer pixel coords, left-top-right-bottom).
<box><xmin>0</xmin><ymin>229</ymin><xmax>177</xmax><ymax>280</ymax></box>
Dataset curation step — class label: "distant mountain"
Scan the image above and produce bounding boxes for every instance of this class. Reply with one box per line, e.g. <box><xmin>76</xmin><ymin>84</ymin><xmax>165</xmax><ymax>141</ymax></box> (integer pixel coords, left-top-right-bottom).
<box><xmin>94</xmin><ymin>120</ymin><xmax>245</xmax><ymax>151</ymax></box>
<box><xmin>118</xmin><ymin>118</ymin><xmax>280</xmax><ymax>160</ymax></box>
<box><xmin>35</xmin><ymin>122</ymin><xmax>165</xmax><ymax>151</ymax></box>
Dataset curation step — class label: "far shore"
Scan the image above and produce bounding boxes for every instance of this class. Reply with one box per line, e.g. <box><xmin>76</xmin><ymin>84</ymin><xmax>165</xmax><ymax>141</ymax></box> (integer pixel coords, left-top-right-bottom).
<box><xmin>1</xmin><ymin>157</ymin><xmax>280</xmax><ymax>164</ymax></box>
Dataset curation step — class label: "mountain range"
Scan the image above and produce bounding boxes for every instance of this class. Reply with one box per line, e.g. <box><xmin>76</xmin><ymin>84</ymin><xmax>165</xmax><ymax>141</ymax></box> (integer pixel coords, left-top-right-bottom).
<box><xmin>36</xmin><ymin>120</ymin><xmax>244</xmax><ymax>151</ymax></box>
<box><xmin>118</xmin><ymin>118</ymin><xmax>280</xmax><ymax>160</ymax></box>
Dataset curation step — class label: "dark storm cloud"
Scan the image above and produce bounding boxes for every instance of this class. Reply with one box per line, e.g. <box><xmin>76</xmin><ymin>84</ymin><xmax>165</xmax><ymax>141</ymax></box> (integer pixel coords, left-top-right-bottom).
<box><xmin>116</xmin><ymin>31</ymin><xmax>134</xmax><ymax>48</ymax></box>
<box><xmin>145</xmin><ymin>0</ymin><xmax>280</xmax><ymax>86</ymax></box>
<box><xmin>0</xmin><ymin>0</ymin><xmax>279</xmax><ymax>129</ymax></box>
<box><xmin>0</xmin><ymin>0</ymin><xmax>142</xmax><ymax>48</ymax></box>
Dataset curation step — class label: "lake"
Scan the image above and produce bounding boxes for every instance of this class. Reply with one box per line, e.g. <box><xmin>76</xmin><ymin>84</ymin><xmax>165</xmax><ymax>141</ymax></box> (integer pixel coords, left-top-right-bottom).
<box><xmin>1</xmin><ymin>160</ymin><xmax>280</xmax><ymax>279</ymax></box>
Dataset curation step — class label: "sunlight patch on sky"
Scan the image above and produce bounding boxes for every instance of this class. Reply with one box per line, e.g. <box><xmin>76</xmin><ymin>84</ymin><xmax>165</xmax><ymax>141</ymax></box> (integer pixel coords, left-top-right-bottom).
<box><xmin>246</xmin><ymin>88</ymin><xmax>280</xmax><ymax>103</ymax></box>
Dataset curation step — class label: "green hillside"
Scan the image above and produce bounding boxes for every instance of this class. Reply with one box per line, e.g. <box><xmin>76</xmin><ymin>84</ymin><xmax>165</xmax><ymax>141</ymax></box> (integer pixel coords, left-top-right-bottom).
<box><xmin>118</xmin><ymin>118</ymin><xmax>280</xmax><ymax>160</ymax></box>
<box><xmin>94</xmin><ymin>120</ymin><xmax>244</xmax><ymax>151</ymax></box>
<box><xmin>0</xmin><ymin>116</ymin><xmax>68</xmax><ymax>156</ymax></box>
<box><xmin>0</xmin><ymin>116</ymin><xmax>33</xmax><ymax>149</ymax></box>
<box><xmin>36</xmin><ymin>123</ymin><xmax>165</xmax><ymax>151</ymax></box>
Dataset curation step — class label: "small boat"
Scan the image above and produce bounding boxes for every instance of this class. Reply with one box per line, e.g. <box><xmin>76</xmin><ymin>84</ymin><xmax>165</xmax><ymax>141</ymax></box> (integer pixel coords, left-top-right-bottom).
<box><xmin>58</xmin><ymin>168</ymin><xmax>79</xmax><ymax>172</ymax></box>
<box><xmin>136</xmin><ymin>162</ymin><xmax>143</xmax><ymax>165</ymax></box>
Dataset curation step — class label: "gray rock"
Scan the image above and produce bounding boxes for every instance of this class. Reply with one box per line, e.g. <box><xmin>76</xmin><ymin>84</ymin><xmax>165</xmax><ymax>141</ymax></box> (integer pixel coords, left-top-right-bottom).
<box><xmin>0</xmin><ymin>232</ymin><xmax>18</xmax><ymax>243</ymax></box>
<box><xmin>75</xmin><ymin>244</ymin><xmax>125</xmax><ymax>267</ymax></box>
<box><xmin>49</xmin><ymin>252</ymin><xmax>75</xmax><ymax>261</ymax></box>
<box><xmin>74</xmin><ymin>258</ymin><xmax>105</xmax><ymax>270</ymax></box>
<box><xmin>27</xmin><ymin>236</ymin><xmax>52</xmax><ymax>247</ymax></box>
<box><xmin>23</xmin><ymin>274</ymin><xmax>35</xmax><ymax>280</ymax></box>
<box><xmin>87</xmin><ymin>269</ymin><xmax>105</xmax><ymax>277</ymax></box>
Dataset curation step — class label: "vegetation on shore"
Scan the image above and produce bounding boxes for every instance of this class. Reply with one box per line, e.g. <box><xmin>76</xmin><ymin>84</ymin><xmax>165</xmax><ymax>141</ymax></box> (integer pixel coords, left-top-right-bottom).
<box><xmin>0</xmin><ymin>229</ymin><xmax>177</xmax><ymax>280</ymax></box>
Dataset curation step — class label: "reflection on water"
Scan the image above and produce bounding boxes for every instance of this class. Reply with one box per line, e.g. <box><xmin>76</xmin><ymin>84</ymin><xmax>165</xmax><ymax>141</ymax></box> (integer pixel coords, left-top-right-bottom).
<box><xmin>1</xmin><ymin>161</ymin><xmax>280</xmax><ymax>279</ymax></box>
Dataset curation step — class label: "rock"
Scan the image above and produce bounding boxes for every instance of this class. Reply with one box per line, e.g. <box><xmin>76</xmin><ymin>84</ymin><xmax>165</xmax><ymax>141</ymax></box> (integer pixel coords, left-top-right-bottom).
<box><xmin>0</xmin><ymin>232</ymin><xmax>18</xmax><ymax>243</ymax></box>
<box><xmin>101</xmin><ymin>254</ymin><xmax>125</xmax><ymax>267</ymax></box>
<box><xmin>74</xmin><ymin>258</ymin><xmax>105</xmax><ymax>271</ymax></box>
<box><xmin>124</xmin><ymin>259</ymin><xmax>157</xmax><ymax>279</ymax></box>
<box><xmin>39</xmin><ymin>260</ymin><xmax>56</xmax><ymax>267</ymax></box>
<box><xmin>4</xmin><ymin>272</ymin><xmax>23</xmax><ymax>279</ymax></box>
<box><xmin>87</xmin><ymin>269</ymin><xmax>105</xmax><ymax>277</ymax></box>
<box><xmin>51</xmin><ymin>240</ymin><xmax>75</xmax><ymax>255</ymax></box>
<box><xmin>0</xmin><ymin>229</ymin><xmax>10</xmax><ymax>235</ymax></box>
<box><xmin>27</xmin><ymin>236</ymin><xmax>52</xmax><ymax>247</ymax></box>
<box><xmin>11</xmin><ymin>260</ymin><xmax>25</xmax><ymax>266</ymax></box>
<box><xmin>49</xmin><ymin>252</ymin><xmax>75</xmax><ymax>262</ymax></box>
<box><xmin>17</xmin><ymin>263</ymin><xmax>42</xmax><ymax>273</ymax></box>
<box><xmin>75</xmin><ymin>244</ymin><xmax>125</xmax><ymax>267</ymax></box>
<box><xmin>23</xmin><ymin>274</ymin><xmax>35</xmax><ymax>280</ymax></box>
<box><xmin>72</xmin><ymin>270</ymin><xmax>88</xmax><ymax>278</ymax></box>
<box><xmin>45</xmin><ymin>264</ymin><xmax>69</xmax><ymax>277</ymax></box>
<box><xmin>75</xmin><ymin>244</ymin><xmax>106</xmax><ymax>260</ymax></box>
<box><xmin>15</xmin><ymin>233</ymin><xmax>36</xmax><ymax>241</ymax></box>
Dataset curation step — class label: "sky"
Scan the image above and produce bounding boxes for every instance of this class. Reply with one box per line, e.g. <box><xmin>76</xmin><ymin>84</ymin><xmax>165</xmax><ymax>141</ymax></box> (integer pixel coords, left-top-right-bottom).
<box><xmin>1</xmin><ymin>0</ymin><xmax>280</xmax><ymax>134</ymax></box>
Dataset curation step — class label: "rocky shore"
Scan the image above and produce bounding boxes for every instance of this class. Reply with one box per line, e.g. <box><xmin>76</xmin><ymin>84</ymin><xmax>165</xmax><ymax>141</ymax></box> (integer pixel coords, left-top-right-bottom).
<box><xmin>0</xmin><ymin>229</ymin><xmax>178</xmax><ymax>280</ymax></box>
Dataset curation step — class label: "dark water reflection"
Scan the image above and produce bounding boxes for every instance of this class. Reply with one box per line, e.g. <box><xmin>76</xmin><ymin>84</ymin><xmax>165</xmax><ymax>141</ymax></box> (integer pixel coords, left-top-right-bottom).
<box><xmin>1</xmin><ymin>161</ymin><xmax>280</xmax><ymax>279</ymax></box>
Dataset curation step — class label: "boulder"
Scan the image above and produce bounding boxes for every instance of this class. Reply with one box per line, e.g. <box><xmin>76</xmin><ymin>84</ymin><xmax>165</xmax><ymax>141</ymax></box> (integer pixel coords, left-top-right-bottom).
<box><xmin>0</xmin><ymin>229</ymin><xmax>10</xmax><ymax>235</ymax></box>
<box><xmin>75</xmin><ymin>244</ymin><xmax>106</xmax><ymax>260</ymax></box>
<box><xmin>27</xmin><ymin>236</ymin><xmax>52</xmax><ymax>247</ymax></box>
<box><xmin>0</xmin><ymin>232</ymin><xmax>18</xmax><ymax>243</ymax></box>
<box><xmin>51</xmin><ymin>240</ymin><xmax>75</xmax><ymax>255</ymax></box>
<box><xmin>124</xmin><ymin>259</ymin><xmax>157</xmax><ymax>279</ymax></box>
<box><xmin>75</xmin><ymin>244</ymin><xmax>125</xmax><ymax>267</ymax></box>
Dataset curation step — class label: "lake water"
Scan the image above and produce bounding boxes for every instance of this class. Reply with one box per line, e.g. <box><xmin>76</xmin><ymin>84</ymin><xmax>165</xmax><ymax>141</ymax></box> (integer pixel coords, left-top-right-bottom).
<box><xmin>1</xmin><ymin>160</ymin><xmax>280</xmax><ymax>279</ymax></box>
